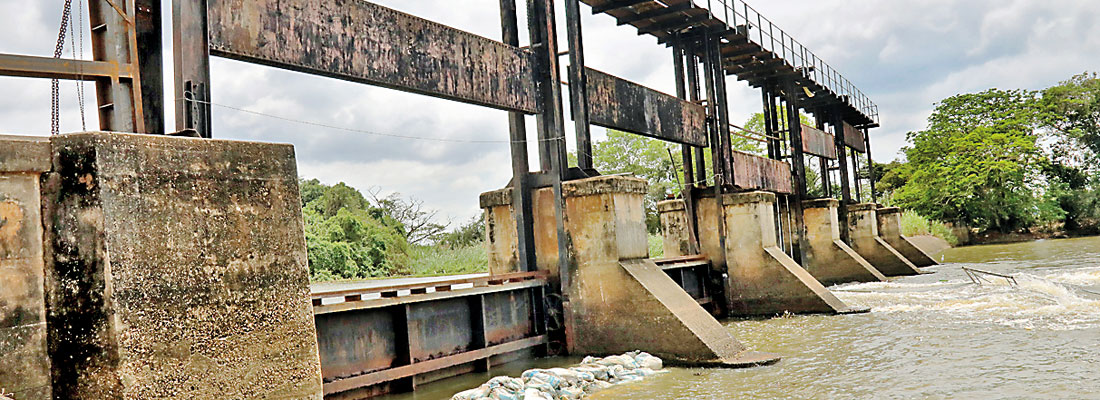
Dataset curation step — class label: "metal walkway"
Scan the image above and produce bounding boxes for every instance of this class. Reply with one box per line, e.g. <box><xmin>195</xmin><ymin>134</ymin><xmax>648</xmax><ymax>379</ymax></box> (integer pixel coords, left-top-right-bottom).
<box><xmin>581</xmin><ymin>0</ymin><xmax>879</xmax><ymax>128</ymax></box>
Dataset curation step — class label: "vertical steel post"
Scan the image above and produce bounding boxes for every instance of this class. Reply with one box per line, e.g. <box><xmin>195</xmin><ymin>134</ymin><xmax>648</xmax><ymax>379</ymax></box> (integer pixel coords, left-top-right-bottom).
<box><xmin>88</xmin><ymin>0</ymin><xmax>143</xmax><ymax>132</ymax></box>
<box><xmin>761</xmin><ymin>84</ymin><xmax>777</xmax><ymax>159</ymax></box>
<box><xmin>135</xmin><ymin>0</ymin><xmax>164</xmax><ymax>134</ymax></box>
<box><xmin>864</xmin><ymin>128</ymin><xmax>877</xmax><ymax>204</ymax></box>
<box><xmin>672</xmin><ymin>37</ymin><xmax>700</xmax><ymax>255</ymax></box>
<box><xmin>527</xmin><ymin>0</ymin><xmax>572</xmax><ymax>351</ymax></box>
<box><xmin>701</xmin><ymin>31</ymin><xmax>728</xmax><ymax>265</ymax></box>
<box><xmin>782</xmin><ymin>79</ymin><xmax>809</xmax><ymax>264</ymax></box>
<box><xmin>851</xmin><ymin>151</ymin><xmax>862</xmax><ymax>202</ymax></box>
<box><xmin>563</xmin><ymin>0</ymin><xmax>592</xmax><ymax>171</ymax></box>
<box><xmin>685</xmin><ymin>39</ymin><xmax>706</xmax><ymax>184</ymax></box>
<box><xmin>711</xmin><ymin>36</ymin><xmax>734</xmax><ymax>187</ymax></box>
<box><xmin>831</xmin><ymin>110</ymin><xmax>853</xmax><ymax>243</ymax></box>
<box><xmin>500</xmin><ymin>0</ymin><xmax>537</xmax><ymax>273</ymax></box>
<box><xmin>816</xmin><ymin>112</ymin><xmax>830</xmax><ymax>197</ymax></box>
<box><xmin>173</xmin><ymin>0</ymin><xmax>212</xmax><ymax>137</ymax></box>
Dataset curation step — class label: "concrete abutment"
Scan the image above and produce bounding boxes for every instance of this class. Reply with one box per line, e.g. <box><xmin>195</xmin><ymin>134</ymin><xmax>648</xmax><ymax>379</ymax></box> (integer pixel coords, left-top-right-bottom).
<box><xmin>481</xmin><ymin>176</ymin><xmax>779</xmax><ymax>367</ymax></box>
<box><xmin>876</xmin><ymin>207</ymin><xmax>939</xmax><ymax>267</ymax></box>
<box><xmin>846</xmin><ymin>203</ymin><xmax>923</xmax><ymax>276</ymax></box>
<box><xmin>0</xmin><ymin>132</ymin><xmax>324</xmax><ymax>399</ymax></box>
<box><xmin>802</xmin><ymin>198</ymin><xmax>887</xmax><ymax>285</ymax></box>
<box><xmin>658</xmin><ymin>192</ymin><xmax>863</xmax><ymax>316</ymax></box>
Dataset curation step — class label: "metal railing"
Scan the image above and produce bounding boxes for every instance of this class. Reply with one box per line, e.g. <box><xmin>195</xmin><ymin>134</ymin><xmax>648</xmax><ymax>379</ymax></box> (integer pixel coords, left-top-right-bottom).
<box><xmin>700</xmin><ymin>0</ymin><xmax>879</xmax><ymax>125</ymax></box>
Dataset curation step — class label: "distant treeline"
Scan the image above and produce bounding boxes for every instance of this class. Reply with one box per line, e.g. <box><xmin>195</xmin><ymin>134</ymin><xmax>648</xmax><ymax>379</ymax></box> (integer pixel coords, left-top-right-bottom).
<box><xmin>299</xmin><ymin>179</ymin><xmax>485</xmax><ymax>281</ymax></box>
<box><xmin>873</xmin><ymin>72</ymin><xmax>1100</xmax><ymax>235</ymax></box>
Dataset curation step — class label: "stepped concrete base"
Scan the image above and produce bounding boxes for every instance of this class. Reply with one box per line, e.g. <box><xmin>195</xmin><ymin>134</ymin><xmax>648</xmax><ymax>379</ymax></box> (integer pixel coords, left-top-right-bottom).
<box><xmin>802</xmin><ymin>199</ymin><xmax>886</xmax><ymax>286</ymax></box>
<box><xmin>658</xmin><ymin>193</ymin><xmax>865</xmax><ymax>316</ymax></box>
<box><xmin>481</xmin><ymin>177</ymin><xmax>779</xmax><ymax>366</ymax></box>
<box><xmin>41</xmin><ymin>133</ymin><xmax>323</xmax><ymax>399</ymax></box>
<box><xmin>877</xmin><ymin>207</ymin><xmax>939</xmax><ymax>267</ymax></box>
<box><xmin>0</xmin><ymin>136</ymin><xmax>52</xmax><ymax>400</ymax></box>
<box><xmin>846</xmin><ymin>203</ymin><xmax>922</xmax><ymax>276</ymax></box>
<box><xmin>722</xmin><ymin>192</ymin><xmax>864</xmax><ymax>316</ymax></box>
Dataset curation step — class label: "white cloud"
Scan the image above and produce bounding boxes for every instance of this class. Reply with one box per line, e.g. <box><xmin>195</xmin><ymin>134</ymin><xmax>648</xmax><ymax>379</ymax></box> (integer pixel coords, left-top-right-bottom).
<box><xmin>2</xmin><ymin>0</ymin><xmax>1099</xmax><ymax>223</ymax></box>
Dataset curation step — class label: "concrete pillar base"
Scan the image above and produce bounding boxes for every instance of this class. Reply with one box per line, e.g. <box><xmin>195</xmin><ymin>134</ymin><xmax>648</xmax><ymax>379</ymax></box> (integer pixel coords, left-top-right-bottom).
<box><xmin>847</xmin><ymin>204</ymin><xmax>923</xmax><ymax>276</ymax></box>
<box><xmin>722</xmin><ymin>192</ymin><xmax>865</xmax><ymax>316</ymax></box>
<box><xmin>877</xmin><ymin>207</ymin><xmax>939</xmax><ymax>267</ymax></box>
<box><xmin>802</xmin><ymin>199</ymin><xmax>886</xmax><ymax>285</ymax></box>
<box><xmin>0</xmin><ymin>136</ymin><xmax>52</xmax><ymax>400</ymax></box>
<box><xmin>481</xmin><ymin>177</ymin><xmax>780</xmax><ymax>367</ymax></box>
<box><xmin>40</xmin><ymin>132</ymin><xmax>323</xmax><ymax>399</ymax></box>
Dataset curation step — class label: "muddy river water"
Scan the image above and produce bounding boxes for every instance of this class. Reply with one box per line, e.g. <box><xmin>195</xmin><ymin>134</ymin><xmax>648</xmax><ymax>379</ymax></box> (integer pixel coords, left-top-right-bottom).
<box><xmin>381</xmin><ymin>236</ymin><xmax>1100</xmax><ymax>399</ymax></box>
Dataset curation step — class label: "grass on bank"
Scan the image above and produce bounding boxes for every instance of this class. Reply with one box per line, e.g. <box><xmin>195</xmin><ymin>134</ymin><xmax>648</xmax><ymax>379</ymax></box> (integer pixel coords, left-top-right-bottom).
<box><xmin>900</xmin><ymin>210</ymin><xmax>959</xmax><ymax>246</ymax></box>
<box><xmin>405</xmin><ymin>242</ymin><xmax>489</xmax><ymax>276</ymax></box>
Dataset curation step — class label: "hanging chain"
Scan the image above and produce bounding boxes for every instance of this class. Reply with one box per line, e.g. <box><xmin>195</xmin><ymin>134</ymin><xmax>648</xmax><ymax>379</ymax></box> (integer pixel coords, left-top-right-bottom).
<box><xmin>51</xmin><ymin>0</ymin><xmax>75</xmax><ymax>135</ymax></box>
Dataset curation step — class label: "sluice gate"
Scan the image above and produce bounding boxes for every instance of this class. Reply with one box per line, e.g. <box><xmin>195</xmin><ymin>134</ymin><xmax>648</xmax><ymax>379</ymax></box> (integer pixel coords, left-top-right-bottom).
<box><xmin>0</xmin><ymin>0</ymin><xmax>941</xmax><ymax>398</ymax></box>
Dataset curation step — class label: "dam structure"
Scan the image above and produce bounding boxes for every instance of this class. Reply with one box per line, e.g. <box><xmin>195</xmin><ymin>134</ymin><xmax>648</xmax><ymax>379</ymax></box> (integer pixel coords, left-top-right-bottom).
<box><xmin>0</xmin><ymin>0</ymin><xmax>935</xmax><ymax>398</ymax></box>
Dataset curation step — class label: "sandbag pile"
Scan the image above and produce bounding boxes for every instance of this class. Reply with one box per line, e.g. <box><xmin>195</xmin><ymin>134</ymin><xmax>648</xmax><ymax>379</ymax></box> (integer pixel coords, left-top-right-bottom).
<box><xmin>452</xmin><ymin>351</ymin><xmax>665</xmax><ymax>400</ymax></box>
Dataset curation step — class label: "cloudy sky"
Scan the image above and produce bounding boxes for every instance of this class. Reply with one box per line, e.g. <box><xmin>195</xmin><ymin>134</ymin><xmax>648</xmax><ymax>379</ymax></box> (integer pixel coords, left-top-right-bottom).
<box><xmin>1</xmin><ymin>0</ymin><xmax>1098</xmax><ymax>224</ymax></box>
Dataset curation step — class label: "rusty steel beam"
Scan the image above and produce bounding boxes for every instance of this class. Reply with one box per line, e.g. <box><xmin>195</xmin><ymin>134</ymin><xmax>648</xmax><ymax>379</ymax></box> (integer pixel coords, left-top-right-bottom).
<box><xmin>831</xmin><ymin>111</ymin><xmax>854</xmax><ymax>243</ymax></box>
<box><xmin>616</xmin><ymin>3</ymin><xmax>693</xmax><ymax>25</ymax></box>
<box><xmin>592</xmin><ymin>0</ymin><xmax>651</xmax><ymax>14</ymax></box>
<box><xmin>799</xmin><ymin>123</ymin><xmax>837</xmax><ymax>159</ymax></box>
<box><xmin>0</xmin><ymin>53</ymin><xmax>132</xmax><ymax>81</ymax></box>
<box><xmin>842</xmin><ymin>120</ymin><xmax>867</xmax><ymax>153</ymax></box>
<box><xmin>207</xmin><ymin>0</ymin><xmax>539</xmax><ymax>114</ymax></box>
<box><xmin>135</xmin><ymin>0</ymin><xmax>164</xmax><ymax>134</ymax></box>
<box><xmin>637</xmin><ymin>13</ymin><xmax>709</xmax><ymax>35</ymax></box>
<box><xmin>585</xmin><ymin>68</ymin><xmax>707</xmax><ymax>147</ymax></box>
<box><xmin>730</xmin><ymin>151</ymin><xmax>793</xmax><ymax>194</ymax></box>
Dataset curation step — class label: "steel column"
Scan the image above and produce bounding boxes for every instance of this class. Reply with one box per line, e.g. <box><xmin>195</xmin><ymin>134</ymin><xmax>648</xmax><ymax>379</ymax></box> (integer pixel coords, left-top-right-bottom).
<box><xmin>685</xmin><ymin>40</ymin><xmax>706</xmax><ymax>184</ymax></box>
<box><xmin>500</xmin><ymin>0</ymin><xmax>538</xmax><ymax>273</ymax></box>
<box><xmin>672</xmin><ymin>37</ymin><xmax>700</xmax><ymax>255</ymax></box>
<box><xmin>135</xmin><ymin>0</ymin><xmax>164</xmax><ymax>134</ymax></box>
<box><xmin>831</xmin><ymin>109</ymin><xmax>853</xmax><ymax>243</ymax></box>
<box><xmin>864</xmin><ymin>128</ymin><xmax>877</xmax><ymax>203</ymax></box>
<box><xmin>527</xmin><ymin>0</ymin><xmax>572</xmax><ymax>351</ymax></box>
<box><xmin>173</xmin><ymin>0</ymin><xmax>212</xmax><ymax>137</ymax></box>
<box><xmin>89</xmin><ymin>0</ymin><xmax>144</xmax><ymax>132</ymax></box>
<box><xmin>563</xmin><ymin>0</ymin><xmax>592</xmax><ymax>171</ymax></box>
<box><xmin>782</xmin><ymin>78</ymin><xmax>809</xmax><ymax>264</ymax></box>
<box><xmin>816</xmin><ymin>113</ymin><xmax>830</xmax><ymax>197</ymax></box>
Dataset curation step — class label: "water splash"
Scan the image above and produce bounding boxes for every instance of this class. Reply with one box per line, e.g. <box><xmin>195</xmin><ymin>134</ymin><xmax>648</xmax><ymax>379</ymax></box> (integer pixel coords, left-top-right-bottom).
<box><xmin>833</xmin><ymin>266</ymin><xmax>1100</xmax><ymax>331</ymax></box>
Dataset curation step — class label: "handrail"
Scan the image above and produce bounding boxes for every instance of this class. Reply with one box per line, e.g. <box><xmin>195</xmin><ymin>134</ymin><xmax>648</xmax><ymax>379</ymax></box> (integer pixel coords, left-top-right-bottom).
<box><xmin>699</xmin><ymin>0</ymin><xmax>879</xmax><ymax>125</ymax></box>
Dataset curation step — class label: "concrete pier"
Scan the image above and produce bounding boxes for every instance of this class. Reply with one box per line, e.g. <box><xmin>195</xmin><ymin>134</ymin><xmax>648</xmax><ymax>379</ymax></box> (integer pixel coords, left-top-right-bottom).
<box><xmin>37</xmin><ymin>133</ymin><xmax>324</xmax><ymax>399</ymax></box>
<box><xmin>0</xmin><ymin>136</ymin><xmax>52</xmax><ymax>400</ymax></box>
<box><xmin>482</xmin><ymin>176</ymin><xmax>779</xmax><ymax>367</ymax></box>
<box><xmin>876</xmin><ymin>207</ymin><xmax>939</xmax><ymax>267</ymax></box>
<box><xmin>659</xmin><ymin>192</ymin><xmax>863</xmax><ymax>316</ymax></box>
<box><xmin>802</xmin><ymin>199</ymin><xmax>887</xmax><ymax>285</ymax></box>
<box><xmin>719</xmin><ymin>192</ymin><xmax>862</xmax><ymax>315</ymax></box>
<box><xmin>846</xmin><ymin>203</ymin><xmax>922</xmax><ymax>276</ymax></box>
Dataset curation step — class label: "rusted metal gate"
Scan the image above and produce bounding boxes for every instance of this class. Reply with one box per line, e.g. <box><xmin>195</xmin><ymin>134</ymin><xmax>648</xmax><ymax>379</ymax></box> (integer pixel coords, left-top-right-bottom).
<box><xmin>311</xmin><ymin>272</ymin><xmax>548</xmax><ymax>398</ymax></box>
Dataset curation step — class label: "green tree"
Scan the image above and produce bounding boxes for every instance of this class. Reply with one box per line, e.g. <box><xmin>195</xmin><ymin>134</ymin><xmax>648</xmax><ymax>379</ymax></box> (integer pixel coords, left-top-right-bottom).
<box><xmin>1042</xmin><ymin>72</ymin><xmax>1100</xmax><ymax>167</ymax></box>
<box><xmin>894</xmin><ymin>89</ymin><xmax>1047</xmax><ymax>232</ymax></box>
<box><xmin>582</xmin><ymin>129</ymin><xmax>681</xmax><ymax>232</ymax></box>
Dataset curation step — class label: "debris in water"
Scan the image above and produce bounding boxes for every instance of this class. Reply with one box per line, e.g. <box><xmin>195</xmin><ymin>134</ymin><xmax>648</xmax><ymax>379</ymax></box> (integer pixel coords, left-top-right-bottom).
<box><xmin>451</xmin><ymin>351</ymin><xmax>666</xmax><ymax>400</ymax></box>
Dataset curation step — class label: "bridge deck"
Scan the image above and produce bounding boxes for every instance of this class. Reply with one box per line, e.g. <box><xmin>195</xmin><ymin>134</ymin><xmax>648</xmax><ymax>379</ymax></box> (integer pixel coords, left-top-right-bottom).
<box><xmin>581</xmin><ymin>0</ymin><xmax>878</xmax><ymax>127</ymax></box>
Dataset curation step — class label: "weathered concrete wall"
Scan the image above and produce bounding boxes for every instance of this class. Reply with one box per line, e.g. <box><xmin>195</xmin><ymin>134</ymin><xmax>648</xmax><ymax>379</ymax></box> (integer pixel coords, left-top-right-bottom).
<box><xmin>720</xmin><ymin>192</ymin><xmax>858</xmax><ymax>316</ymax></box>
<box><xmin>40</xmin><ymin>132</ymin><xmax>323</xmax><ymax>399</ymax></box>
<box><xmin>481</xmin><ymin>177</ymin><xmax>778</xmax><ymax>366</ymax></box>
<box><xmin>876</xmin><ymin>207</ymin><xmax>938</xmax><ymax>267</ymax></box>
<box><xmin>846</xmin><ymin>203</ymin><xmax>921</xmax><ymax>276</ymax></box>
<box><xmin>657</xmin><ymin>197</ymin><xmax>725</xmax><ymax>272</ymax></box>
<box><xmin>0</xmin><ymin>135</ymin><xmax>52</xmax><ymax>400</ymax></box>
<box><xmin>801</xmin><ymin>199</ymin><xmax>886</xmax><ymax>286</ymax></box>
